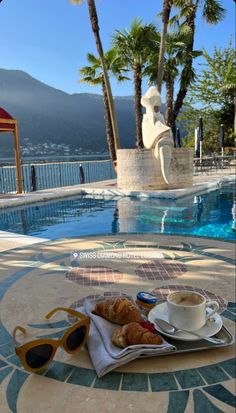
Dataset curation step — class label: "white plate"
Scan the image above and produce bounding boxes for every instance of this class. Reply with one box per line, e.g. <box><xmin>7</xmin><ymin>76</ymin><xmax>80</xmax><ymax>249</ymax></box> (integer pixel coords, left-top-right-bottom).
<box><xmin>148</xmin><ymin>302</ymin><xmax>223</xmax><ymax>341</ymax></box>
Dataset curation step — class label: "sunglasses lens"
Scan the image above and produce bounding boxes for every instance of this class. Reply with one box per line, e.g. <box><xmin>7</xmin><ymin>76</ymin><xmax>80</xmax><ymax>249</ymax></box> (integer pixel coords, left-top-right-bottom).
<box><xmin>25</xmin><ymin>344</ymin><xmax>53</xmax><ymax>369</ymax></box>
<box><xmin>66</xmin><ymin>326</ymin><xmax>87</xmax><ymax>351</ymax></box>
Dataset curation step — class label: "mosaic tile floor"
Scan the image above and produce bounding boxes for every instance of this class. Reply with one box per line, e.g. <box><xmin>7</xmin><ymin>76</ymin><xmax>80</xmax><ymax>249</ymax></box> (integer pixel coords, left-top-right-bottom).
<box><xmin>0</xmin><ymin>234</ymin><xmax>235</xmax><ymax>413</ymax></box>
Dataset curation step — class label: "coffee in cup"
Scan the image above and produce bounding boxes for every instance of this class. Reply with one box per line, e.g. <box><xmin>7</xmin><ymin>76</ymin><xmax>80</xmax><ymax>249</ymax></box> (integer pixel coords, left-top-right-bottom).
<box><xmin>167</xmin><ymin>291</ymin><xmax>219</xmax><ymax>331</ymax></box>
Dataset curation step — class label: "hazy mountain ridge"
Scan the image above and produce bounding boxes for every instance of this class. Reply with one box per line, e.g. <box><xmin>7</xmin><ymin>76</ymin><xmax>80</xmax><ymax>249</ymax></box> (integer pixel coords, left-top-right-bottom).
<box><xmin>0</xmin><ymin>69</ymin><xmax>137</xmax><ymax>156</ymax></box>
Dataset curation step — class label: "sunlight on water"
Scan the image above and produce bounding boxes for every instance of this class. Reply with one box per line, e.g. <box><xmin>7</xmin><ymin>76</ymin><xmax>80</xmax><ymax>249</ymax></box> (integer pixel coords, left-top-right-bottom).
<box><xmin>0</xmin><ymin>183</ymin><xmax>235</xmax><ymax>241</ymax></box>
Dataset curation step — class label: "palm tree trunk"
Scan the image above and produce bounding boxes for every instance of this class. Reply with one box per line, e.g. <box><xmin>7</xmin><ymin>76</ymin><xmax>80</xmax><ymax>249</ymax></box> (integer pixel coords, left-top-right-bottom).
<box><xmin>173</xmin><ymin>3</ymin><xmax>196</xmax><ymax>122</ymax></box>
<box><xmin>157</xmin><ymin>0</ymin><xmax>173</xmax><ymax>93</ymax></box>
<box><xmin>165</xmin><ymin>75</ymin><xmax>175</xmax><ymax>130</ymax></box>
<box><xmin>87</xmin><ymin>0</ymin><xmax>120</xmax><ymax>157</ymax></box>
<box><xmin>102</xmin><ymin>80</ymin><xmax>116</xmax><ymax>163</ymax></box>
<box><xmin>133</xmin><ymin>66</ymin><xmax>144</xmax><ymax>149</ymax></box>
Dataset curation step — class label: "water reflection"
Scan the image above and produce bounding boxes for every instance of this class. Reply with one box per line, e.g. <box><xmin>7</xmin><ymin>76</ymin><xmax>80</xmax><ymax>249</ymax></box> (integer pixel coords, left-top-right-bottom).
<box><xmin>232</xmin><ymin>200</ymin><xmax>236</xmax><ymax>231</ymax></box>
<box><xmin>19</xmin><ymin>210</ymin><xmax>28</xmax><ymax>234</ymax></box>
<box><xmin>116</xmin><ymin>197</ymin><xmax>193</xmax><ymax>233</ymax></box>
<box><xmin>0</xmin><ymin>184</ymin><xmax>235</xmax><ymax>241</ymax></box>
<box><xmin>193</xmin><ymin>196</ymin><xmax>203</xmax><ymax>223</ymax></box>
<box><xmin>115</xmin><ymin>185</ymin><xmax>235</xmax><ymax>239</ymax></box>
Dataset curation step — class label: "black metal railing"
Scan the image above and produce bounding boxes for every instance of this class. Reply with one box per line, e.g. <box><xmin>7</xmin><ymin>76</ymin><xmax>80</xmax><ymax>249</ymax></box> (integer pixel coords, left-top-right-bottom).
<box><xmin>0</xmin><ymin>159</ymin><xmax>115</xmax><ymax>194</ymax></box>
<box><xmin>0</xmin><ymin>155</ymin><xmax>234</xmax><ymax>194</ymax></box>
<box><xmin>193</xmin><ymin>155</ymin><xmax>236</xmax><ymax>174</ymax></box>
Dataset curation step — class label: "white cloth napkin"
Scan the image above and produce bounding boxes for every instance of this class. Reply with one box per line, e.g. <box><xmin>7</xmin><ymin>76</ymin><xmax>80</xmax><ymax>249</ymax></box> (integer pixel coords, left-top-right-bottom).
<box><xmin>81</xmin><ymin>297</ymin><xmax>175</xmax><ymax>377</ymax></box>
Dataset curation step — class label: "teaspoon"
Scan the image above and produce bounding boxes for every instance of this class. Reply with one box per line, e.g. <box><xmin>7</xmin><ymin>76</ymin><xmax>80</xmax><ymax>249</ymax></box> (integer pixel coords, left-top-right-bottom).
<box><xmin>154</xmin><ymin>318</ymin><xmax>225</xmax><ymax>344</ymax></box>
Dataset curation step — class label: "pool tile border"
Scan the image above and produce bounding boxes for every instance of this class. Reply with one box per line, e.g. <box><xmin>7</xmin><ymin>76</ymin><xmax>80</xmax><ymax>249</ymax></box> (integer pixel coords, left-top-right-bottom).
<box><xmin>0</xmin><ymin>174</ymin><xmax>235</xmax><ymax>210</ymax></box>
<box><xmin>1</xmin><ymin>314</ymin><xmax>235</xmax><ymax>393</ymax></box>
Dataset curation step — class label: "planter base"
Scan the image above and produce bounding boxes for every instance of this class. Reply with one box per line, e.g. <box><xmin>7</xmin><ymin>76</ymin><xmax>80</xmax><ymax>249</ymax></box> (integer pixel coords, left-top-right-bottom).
<box><xmin>117</xmin><ymin>148</ymin><xmax>193</xmax><ymax>191</ymax></box>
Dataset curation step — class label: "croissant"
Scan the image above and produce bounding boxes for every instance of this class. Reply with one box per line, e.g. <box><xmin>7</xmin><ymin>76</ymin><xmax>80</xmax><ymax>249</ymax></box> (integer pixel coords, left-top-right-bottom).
<box><xmin>92</xmin><ymin>297</ymin><xmax>143</xmax><ymax>325</ymax></box>
<box><xmin>112</xmin><ymin>322</ymin><xmax>163</xmax><ymax>348</ymax></box>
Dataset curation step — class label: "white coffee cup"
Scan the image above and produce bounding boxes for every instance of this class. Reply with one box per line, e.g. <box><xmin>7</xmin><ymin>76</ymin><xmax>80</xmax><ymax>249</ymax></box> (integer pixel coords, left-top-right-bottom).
<box><xmin>167</xmin><ymin>290</ymin><xmax>219</xmax><ymax>332</ymax></box>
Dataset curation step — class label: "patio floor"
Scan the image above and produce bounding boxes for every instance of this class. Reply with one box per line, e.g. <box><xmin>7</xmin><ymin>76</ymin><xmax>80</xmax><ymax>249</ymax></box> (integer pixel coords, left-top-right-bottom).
<box><xmin>0</xmin><ymin>233</ymin><xmax>235</xmax><ymax>412</ymax></box>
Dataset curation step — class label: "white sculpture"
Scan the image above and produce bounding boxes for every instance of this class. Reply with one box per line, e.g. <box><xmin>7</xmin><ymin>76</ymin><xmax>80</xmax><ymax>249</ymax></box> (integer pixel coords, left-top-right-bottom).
<box><xmin>141</xmin><ymin>86</ymin><xmax>174</xmax><ymax>184</ymax></box>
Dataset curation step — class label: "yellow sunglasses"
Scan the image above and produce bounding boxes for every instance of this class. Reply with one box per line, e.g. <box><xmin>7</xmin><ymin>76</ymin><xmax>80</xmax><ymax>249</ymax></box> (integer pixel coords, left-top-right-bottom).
<box><xmin>13</xmin><ymin>307</ymin><xmax>90</xmax><ymax>373</ymax></box>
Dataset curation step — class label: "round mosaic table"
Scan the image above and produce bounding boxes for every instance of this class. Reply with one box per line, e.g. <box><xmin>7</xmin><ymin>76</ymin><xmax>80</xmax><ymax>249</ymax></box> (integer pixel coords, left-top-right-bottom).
<box><xmin>0</xmin><ymin>234</ymin><xmax>235</xmax><ymax>413</ymax></box>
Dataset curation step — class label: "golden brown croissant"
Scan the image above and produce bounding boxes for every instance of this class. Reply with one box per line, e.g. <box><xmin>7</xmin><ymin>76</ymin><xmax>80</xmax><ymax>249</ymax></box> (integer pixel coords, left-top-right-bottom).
<box><xmin>112</xmin><ymin>322</ymin><xmax>163</xmax><ymax>348</ymax></box>
<box><xmin>92</xmin><ymin>297</ymin><xmax>143</xmax><ymax>325</ymax></box>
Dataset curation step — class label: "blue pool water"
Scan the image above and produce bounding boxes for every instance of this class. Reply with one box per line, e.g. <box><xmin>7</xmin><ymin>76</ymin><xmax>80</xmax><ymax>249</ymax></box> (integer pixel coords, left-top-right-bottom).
<box><xmin>0</xmin><ymin>183</ymin><xmax>235</xmax><ymax>241</ymax></box>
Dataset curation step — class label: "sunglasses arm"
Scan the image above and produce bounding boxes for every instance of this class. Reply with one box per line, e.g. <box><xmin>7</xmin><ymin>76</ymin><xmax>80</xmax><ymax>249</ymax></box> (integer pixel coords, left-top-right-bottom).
<box><xmin>13</xmin><ymin>326</ymin><xmax>27</xmax><ymax>346</ymax></box>
<box><xmin>45</xmin><ymin>307</ymin><xmax>88</xmax><ymax>321</ymax></box>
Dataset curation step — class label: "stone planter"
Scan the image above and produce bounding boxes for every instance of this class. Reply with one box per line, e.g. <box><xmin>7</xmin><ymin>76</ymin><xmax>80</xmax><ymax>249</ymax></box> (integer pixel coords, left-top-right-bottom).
<box><xmin>117</xmin><ymin>148</ymin><xmax>193</xmax><ymax>191</ymax></box>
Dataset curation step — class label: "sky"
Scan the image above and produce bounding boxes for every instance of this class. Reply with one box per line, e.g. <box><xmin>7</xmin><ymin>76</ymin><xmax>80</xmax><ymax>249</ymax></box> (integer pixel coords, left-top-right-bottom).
<box><xmin>0</xmin><ymin>0</ymin><xmax>235</xmax><ymax>96</ymax></box>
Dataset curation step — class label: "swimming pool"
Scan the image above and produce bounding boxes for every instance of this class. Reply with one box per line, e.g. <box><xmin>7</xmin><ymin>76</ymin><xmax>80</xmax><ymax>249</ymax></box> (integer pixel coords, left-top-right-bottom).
<box><xmin>0</xmin><ymin>183</ymin><xmax>235</xmax><ymax>241</ymax></box>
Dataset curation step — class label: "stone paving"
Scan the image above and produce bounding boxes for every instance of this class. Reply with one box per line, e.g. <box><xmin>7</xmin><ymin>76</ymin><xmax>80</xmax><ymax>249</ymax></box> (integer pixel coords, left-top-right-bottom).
<box><xmin>0</xmin><ymin>233</ymin><xmax>235</xmax><ymax>412</ymax></box>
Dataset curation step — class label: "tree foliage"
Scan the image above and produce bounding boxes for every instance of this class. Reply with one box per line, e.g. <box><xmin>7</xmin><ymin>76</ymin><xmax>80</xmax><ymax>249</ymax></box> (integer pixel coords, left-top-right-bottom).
<box><xmin>146</xmin><ymin>25</ymin><xmax>202</xmax><ymax>128</ymax></box>
<box><xmin>70</xmin><ymin>0</ymin><xmax>120</xmax><ymax>159</ymax></box>
<box><xmin>191</xmin><ymin>41</ymin><xmax>235</xmax><ymax>105</ymax></box>
<box><xmin>112</xmin><ymin>20</ymin><xmax>158</xmax><ymax>148</ymax></box>
<box><xmin>79</xmin><ymin>51</ymin><xmax>129</xmax><ymax>161</ymax></box>
<box><xmin>170</xmin><ymin>0</ymin><xmax>226</xmax><ymax>124</ymax></box>
<box><xmin>79</xmin><ymin>50</ymin><xmax>129</xmax><ymax>86</ymax></box>
<box><xmin>180</xmin><ymin>41</ymin><xmax>236</xmax><ymax>154</ymax></box>
<box><xmin>157</xmin><ymin>0</ymin><xmax>173</xmax><ymax>93</ymax></box>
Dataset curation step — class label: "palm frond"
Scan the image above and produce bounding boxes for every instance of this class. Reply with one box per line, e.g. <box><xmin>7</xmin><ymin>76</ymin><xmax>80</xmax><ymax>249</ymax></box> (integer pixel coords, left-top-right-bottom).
<box><xmin>69</xmin><ymin>0</ymin><xmax>82</xmax><ymax>4</ymax></box>
<box><xmin>191</xmin><ymin>50</ymin><xmax>203</xmax><ymax>58</ymax></box>
<box><xmin>173</xmin><ymin>0</ymin><xmax>190</xmax><ymax>7</ymax></box>
<box><xmin>168</xmin><ymin>14</ymin><xmax>181</xmax><ymax>28</ymax></box>
<box><xmin>79</xmin><ymin>77</ymin><xmax>101</xmax><ymax>86</ymax></box>
<box><xmin>112</xmin><ymin>20</ymin><xmax>158</xmax><ymax>69</ymax></box>
<box><xmin>202</xmin><ymin>0</ymin><xmax>226</xmax><ymax>23</ymax></box>
<box><xmin>116</xmin><ymin>74</ymin><xmax>131</xmax><ymax>82</ymax></box>
<box><xmin>79</xmin><ymin>56</ymin><xmax>103</xmax><ymax>85</ymax></box>
<box><xmin>86</xmin><ymin>53</ymin><xmax>100</xmax><ymax>66</ymax></box>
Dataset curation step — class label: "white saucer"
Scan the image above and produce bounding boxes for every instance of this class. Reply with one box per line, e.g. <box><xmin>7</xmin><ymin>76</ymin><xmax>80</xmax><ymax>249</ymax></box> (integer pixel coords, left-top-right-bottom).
<box><xmin>148</xmin><ymin>302</ymin><xmax>223</xmax><ymax>341</ymax></box>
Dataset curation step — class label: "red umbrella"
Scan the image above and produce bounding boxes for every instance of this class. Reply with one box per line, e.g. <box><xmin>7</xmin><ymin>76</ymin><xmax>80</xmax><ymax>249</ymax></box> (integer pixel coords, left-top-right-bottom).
<box><xmin>0</xmin><ymin>107</ymin><xmax>23</xmax><ymax>193</ymax></box>
<box><xmin>0</xmin><ymin>107</ymin><xmax>16</xmax><ymax>130</ymax></box>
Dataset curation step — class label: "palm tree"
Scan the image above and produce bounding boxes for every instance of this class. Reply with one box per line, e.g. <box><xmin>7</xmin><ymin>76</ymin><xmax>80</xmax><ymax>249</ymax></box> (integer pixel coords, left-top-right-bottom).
<box><xmin>172</xmin><ymin>0</ymin><xmax>226</xmax><ymax>123</ymax></box>
<box><xmin>164</xmin><ymin>27</ymin><xmax>200</xmax><ymax>129</ymax></box>
<box><xmin>165</xmin><ymin>29</ymin><xmax>202</xmax><ymax>129</ymax></box>
<box><xmin>157</xmin><ymin>0</ymin><xmax>174</xmax><ymax>93</ymax></box>
<box><xmin>113</xmin><ymin>20</ymin><xmax>158</xmax><ymax>149</ymax></box>
<box><xmin>80</xmin><ymin>51</ymin><xmax>129</xmax><ymax>163</ymax></box>
<box><xmin>70</xmin><ymin>0</ymin><xmax>120</xmax><ymax>157</ymax></box>
<box><xmin>146</xmin><ymin>26</ymin><xmax>202</xmax><ymax>129</ymax></box>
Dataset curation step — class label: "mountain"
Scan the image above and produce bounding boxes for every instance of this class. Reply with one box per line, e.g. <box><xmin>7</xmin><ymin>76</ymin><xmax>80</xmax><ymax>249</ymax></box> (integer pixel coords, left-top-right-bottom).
<box><xmin>0</xmin><ymin>69</ymin><xmax>136</xmax><ymax>156</ymax></box>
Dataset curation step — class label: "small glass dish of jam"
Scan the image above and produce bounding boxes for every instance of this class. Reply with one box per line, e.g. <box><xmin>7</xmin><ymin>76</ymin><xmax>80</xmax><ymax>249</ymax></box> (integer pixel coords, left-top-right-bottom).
<box><xmin>136</xmin><ymin>292</ymin><xmax>158</xmax><ymax>316</ymax></box>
